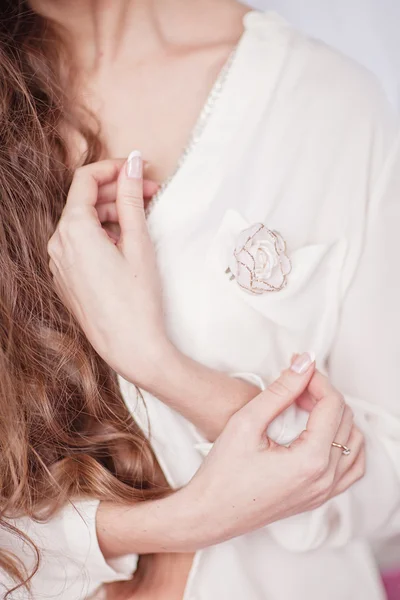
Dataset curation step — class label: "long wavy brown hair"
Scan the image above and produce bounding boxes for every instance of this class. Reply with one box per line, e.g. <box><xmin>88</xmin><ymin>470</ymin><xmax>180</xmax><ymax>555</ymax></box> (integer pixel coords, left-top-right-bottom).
<box><xmin>0</xmin><ymin>1</ymin><xmax>168</xmax><ymax>596</ymax></box>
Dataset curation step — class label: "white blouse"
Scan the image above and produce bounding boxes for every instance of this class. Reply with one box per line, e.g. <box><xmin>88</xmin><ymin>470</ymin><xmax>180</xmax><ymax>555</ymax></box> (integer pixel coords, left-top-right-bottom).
<box><xmin>2</xmin><ymin>10</ymin><xmax>400</xmax><ymax>600</ymax></box>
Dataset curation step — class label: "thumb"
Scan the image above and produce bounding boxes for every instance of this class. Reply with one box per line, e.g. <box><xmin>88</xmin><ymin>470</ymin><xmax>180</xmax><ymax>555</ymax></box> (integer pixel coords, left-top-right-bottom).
<box><xmin>239</xmin><ymin>352</ymin><xmax>316</xmax><ymax>438</ymax></box>
<box><xmin>116</xmin><ymin>150</ymin><xmax>145</xmax><ymax>239</ymax></box>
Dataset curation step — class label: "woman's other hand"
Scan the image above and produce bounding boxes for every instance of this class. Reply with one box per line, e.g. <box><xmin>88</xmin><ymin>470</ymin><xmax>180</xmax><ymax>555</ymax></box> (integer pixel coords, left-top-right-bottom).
<box><xmin>97</xmin><ymin>355</ymin><xmax>365</xmax><ymax>557</ymax></box>
<box><xmin>48</xmin><ymin>154</ymin><xmax>171</xmax><ymax>387</ymax></box>
<box><xmin>180</xmin><ymin>354</ymin><xmax>365</xmax><ymax>548</ymax></box>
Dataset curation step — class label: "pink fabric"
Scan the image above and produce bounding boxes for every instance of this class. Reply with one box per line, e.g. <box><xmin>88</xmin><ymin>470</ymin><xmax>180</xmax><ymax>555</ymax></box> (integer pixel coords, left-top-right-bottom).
<box><xmin>382</xmin><ymin>570</ymin><xmax>400</xmax><ymax>600</ymax></box>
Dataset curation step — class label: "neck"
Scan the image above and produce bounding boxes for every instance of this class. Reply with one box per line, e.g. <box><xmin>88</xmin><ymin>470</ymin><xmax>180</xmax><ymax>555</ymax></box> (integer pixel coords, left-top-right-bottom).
<box><xmin>30</xmin><ymin>0</ymin><xmax>248</xmax><ymax>68</ymax></box>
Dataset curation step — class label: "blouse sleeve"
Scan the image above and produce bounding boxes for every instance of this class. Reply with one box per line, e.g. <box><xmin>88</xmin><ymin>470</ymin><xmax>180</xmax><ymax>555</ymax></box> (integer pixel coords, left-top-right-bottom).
<box><xmin>1</xmin><ymin>499</ymin><xmax>138</xmax><ymax>600</ymax></box>
<box><xmin>267</xmin><ymin>133</ymin><xmax>400</xmax><ymax>551</ymax></box>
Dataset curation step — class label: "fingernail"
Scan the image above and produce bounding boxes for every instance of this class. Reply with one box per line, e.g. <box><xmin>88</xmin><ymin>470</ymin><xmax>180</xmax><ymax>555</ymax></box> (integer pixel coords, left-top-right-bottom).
<box><xmin>127</xmin><ymin>150</ymin><xmax>142</xmax><ymax>179</ymax></box>
<box><xmin>290</xmin><ymin>351</ymin><xmax>316</xmax><ymax>374</ymax></box>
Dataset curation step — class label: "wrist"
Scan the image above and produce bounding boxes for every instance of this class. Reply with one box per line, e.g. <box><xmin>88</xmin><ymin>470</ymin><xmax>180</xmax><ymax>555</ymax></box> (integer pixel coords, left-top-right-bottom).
<box><xmin>97</xmin><ymin>485</ymin><xmax>212</xmax><ymax>558</ymax></box>
<box><xmin>136</xmin><ymin>347</ymin><xmax>260</xmax><ymax>441</ymax></box>
<box><xmin>123</xmin><ymin>337</ymin><xmax>180</xmax><ymax>390</ymax></box>
<box><xmin>139</xmin><ymin>343</ymin><xmax>189</xmax><ymax>397</ymax></box>
<box><xmin>154</xmin><ymin>485</ymin><xmax>212</xmax><ymax>551</ymax></box>
<box><xmin>159</xmin><ymin>483</ymin><xmax>231</xmax><ymax>551</ymax></box>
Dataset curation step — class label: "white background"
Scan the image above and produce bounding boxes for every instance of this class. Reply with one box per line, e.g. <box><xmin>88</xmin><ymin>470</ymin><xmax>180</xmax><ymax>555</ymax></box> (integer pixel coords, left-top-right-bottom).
<box><xmin>245</xmin><ymin>0</ymin><xmax>400</xmax><ymax>112</ymax></box>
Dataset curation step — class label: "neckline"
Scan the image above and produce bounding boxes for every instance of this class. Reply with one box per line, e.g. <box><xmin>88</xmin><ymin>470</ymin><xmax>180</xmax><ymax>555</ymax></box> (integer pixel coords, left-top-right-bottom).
<box><xmin>146</xmin><ymin>10</ymin><xmax>290</xmax><ymax>239</ymax></box>
<box><xmin>145</xmin><ymin>43</ymin><xmax>239</xmax><ymax>218</ymax></box>
<box><xmin>145</xmin><ymin>9</ymin><xmax>257</xmax><ymax>218</ymax></box>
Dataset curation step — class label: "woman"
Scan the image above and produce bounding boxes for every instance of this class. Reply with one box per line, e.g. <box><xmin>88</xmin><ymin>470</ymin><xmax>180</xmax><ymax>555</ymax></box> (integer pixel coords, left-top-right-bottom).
<box><xmin>0</xmin><ymin>1</ymin><xmax>399</xmax><ymax>599</ymax></box>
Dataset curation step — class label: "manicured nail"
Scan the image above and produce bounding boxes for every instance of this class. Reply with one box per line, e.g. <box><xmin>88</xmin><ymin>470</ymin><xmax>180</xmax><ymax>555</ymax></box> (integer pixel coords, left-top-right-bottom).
<box><xmin>290</xmin><ymin>351</ymin><xmax>315</xmax><ymax>374</ymax></box>
<box><xmin>127</xmin><ymin>150</ymin><xmax>142</xmax><ymax>179</ymax></box>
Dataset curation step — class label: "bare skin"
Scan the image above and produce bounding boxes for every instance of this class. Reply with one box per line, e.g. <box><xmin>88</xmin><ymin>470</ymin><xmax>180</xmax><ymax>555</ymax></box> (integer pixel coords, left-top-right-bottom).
<box><xmin>104</xmin><ymin>554</ymin><xmax>194</xmax><ymax>600</ymax></box>
<box><xmin>32</xmin><ymin>0</ymin><xmax>250</xmax><ymax>183</ymax></box>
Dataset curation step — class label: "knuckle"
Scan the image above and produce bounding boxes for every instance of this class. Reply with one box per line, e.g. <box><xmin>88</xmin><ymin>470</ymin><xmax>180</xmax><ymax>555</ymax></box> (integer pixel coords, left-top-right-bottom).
<box><xmin>58</xmin><ymin>223</ymin><xmax>76</xmax><ymax>245</ymax></box>
<box><xmin>57</xmin><ymin>218</ymin><xmax>71</xmax><ymax>240</ymax></box>
<box><xmin>67</xmin><ymin>207</ymin><xmax>86</xmax><ymax>225</ymax></box>
<box><xmin>267</xmin><ymin>378</ymin><xmax>293</xmax><ymax>399</ymax></box>
<box><xmin>47</xmin><ymin>235</ymin><xmax>61</xmax><ymax>258</ymax></box>
<box><xmin>58</xmin><ymin>209</ymin><xmax>88</xmax><ymax>241</ymax></box>
<box><xmin>73</xmin><ymin>166</ymin><xmax>87</xmax><ymax>180</ymax></box>
<box><xmin>57</xmin><ymin>214</ymin><xmax>76</xmax><ymax>241</ymax></box>
<box><xmin>47</xmin><ymin>237</ymin><xmax>56</xmax><ymax>256</ymax></box>
<box><xmin>120</xmin><ymin>191</ymin><xmax>144</xmax><ymax>207</ymax></box>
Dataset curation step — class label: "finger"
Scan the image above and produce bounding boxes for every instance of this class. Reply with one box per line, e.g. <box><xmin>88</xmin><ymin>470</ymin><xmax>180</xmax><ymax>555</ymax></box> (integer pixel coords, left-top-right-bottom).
<box><xmin>238</xmin><ymin>352</ymin><xmax>316</xmax><ymax>437</ymax></box>
<box><xmin>332</xmin><ymin>425</ymin><xmax>364</xmax><ymax>484</ymax></box>
<box><xmin>295</xmin><ymin>368</ymin><xmax>342</xmax><ymax>412</ymax></box>
<box><xmin>116</xmin><ymin>150</ymin><xmax>146</xmax><ymax>239</ymax></box>
<box><xmin>293</xmin><ymin>374</ymin><xmax>345</xmax><ymax>452</ymax></box>
<box><xmin>295</xmin><ymin>389</ymin><xmax>316</xmax><ymax>412</ymax></box>
<box><xmin>327</xmin><ymin>404</ymin><xmax>354</xmax><ymax>472</ymax></box>
<box><xmin>307</xmin><ymin>370</ymin><xmax>341</xmax><ymax>402</ymax></box>
<box><xmin>289</xmin><ymin>353</ymin><xmax>317</xmax><ymax>413</ymax></box>
<box><xmin>97</xmin><ymin>179</ymin><xmax>159</xmax><ymax>204</ymax></box>
<box><xmin>97</xmin><ymin>183</ymin><xmax>118</xmax><ymax>205</ymax></box>
<box><xmin>66</xmin><ymin>160</ymin><xmax>121</xmax><ymax>211</ymax></box>
<box><xmin>330</xmin><ymin>444</ymin><xmax>366</xmax><ymax>498</ymax></box>
<box><xmin>97</xmin><ymin>202</ymin><xmax>118</xmax><ymax>224</ymax></box>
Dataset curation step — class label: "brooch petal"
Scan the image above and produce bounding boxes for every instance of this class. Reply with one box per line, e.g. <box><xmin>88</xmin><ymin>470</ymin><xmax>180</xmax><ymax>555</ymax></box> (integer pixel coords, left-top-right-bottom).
<box><xmin>229</xmin><ymin>223</ymin><xmax>291</xmax><ymax>295</ymax></box>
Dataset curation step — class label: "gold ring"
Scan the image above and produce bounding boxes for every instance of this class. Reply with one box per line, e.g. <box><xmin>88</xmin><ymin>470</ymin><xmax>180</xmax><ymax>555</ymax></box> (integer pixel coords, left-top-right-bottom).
<box><xmin>332</xmin><ymin>442</ymin><xmax>351</xmax><ymax>456</ymax></box>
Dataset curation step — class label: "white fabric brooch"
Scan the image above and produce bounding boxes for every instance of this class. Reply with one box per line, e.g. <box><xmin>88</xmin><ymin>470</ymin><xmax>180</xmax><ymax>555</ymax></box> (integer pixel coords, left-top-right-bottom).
<box><xmin>227</xmin><ymin>223</ymin><xmax>292</xmax><ymax>294</ymax></box>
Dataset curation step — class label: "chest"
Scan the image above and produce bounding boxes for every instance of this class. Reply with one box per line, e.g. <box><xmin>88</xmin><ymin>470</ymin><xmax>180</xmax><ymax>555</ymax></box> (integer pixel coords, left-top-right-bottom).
<box><xmin>84</xmin><ymin>48</ymin><xmax>232</xmax><ymax>184</ymax></box>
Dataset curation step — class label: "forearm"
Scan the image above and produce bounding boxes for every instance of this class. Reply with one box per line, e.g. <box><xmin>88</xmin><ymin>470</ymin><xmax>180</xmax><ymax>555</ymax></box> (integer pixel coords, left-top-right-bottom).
<box><xmin>97</xmin><ymin>487</ymin><xmax>209</xmax><ymax>560</ymax></box>
<box><xmin>142</xmin><ymin>345</ymin><xmax>259</xmax><ymax>440</ymax></box>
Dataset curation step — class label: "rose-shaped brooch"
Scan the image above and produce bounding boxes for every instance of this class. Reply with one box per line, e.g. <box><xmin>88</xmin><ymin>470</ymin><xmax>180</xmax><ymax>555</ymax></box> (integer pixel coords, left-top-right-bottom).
<box><xmin>226</xmin><ymin>223</ymin><xmax>292</xmax><ymax>294</ymax></box>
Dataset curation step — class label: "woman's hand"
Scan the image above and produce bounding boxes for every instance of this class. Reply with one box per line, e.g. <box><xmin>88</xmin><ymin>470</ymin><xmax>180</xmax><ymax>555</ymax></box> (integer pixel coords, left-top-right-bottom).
<box><xmin>47</xmin><ymin>155</ymin><xmax>262</xmax><ymax>439</ymax></box>
<box><xmin>178</xmin><ymin>355</ymin><xmax>365</xmax><ymax>547</ymax></box>
<box><xmin>98</xmin><ymin>355</ymin><xmax>365</xmax><ymax>557</ymax></box>
<box><xmin>47</xmin><ymin>156</ymin><xmax>261</xmax><ymax>441</ymax></box>
<box><xmin>48</xmin><ymin>154</ymin><xmax>172</xmax><ymax>387</ymax></box>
